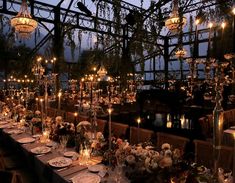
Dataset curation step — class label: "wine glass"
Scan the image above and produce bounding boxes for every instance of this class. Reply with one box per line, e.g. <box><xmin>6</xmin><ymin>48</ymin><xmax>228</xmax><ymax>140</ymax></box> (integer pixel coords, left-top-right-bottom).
<box><xmin>59</xmin><ymin>135</ymin><xmax>68</xmax><ymax>153</ymax></box>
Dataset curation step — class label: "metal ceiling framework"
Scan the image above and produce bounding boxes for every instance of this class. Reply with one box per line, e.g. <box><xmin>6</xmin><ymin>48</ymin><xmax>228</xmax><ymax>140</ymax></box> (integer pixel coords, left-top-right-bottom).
<box><xmin>0</xmin><ymin>0</ymin><xmax>233</xmax><ymax>87</ymax></box>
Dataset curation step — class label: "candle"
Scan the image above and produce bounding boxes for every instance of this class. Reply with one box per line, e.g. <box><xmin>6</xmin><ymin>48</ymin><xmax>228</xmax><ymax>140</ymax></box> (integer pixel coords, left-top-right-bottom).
<box><xmin>58</xmin><ymin>92</ymin><xmax>62</xmax><ymax>110</ymax></box>
<box><xmin>221</xmin><ymin>22</ymin><xmax>226</xmax><ymax>58</ymax></box>
<box><xmin>40</xmin><ymin>98</ymin><xmax>43</xmax><ymax>115</ymax></box>
<box><xmin>137</xmin><ymin>117</ymin><xmax>141</xmax><ymax>144</ymax></box>
<box><xmin>35</xmin><ymin>97</ymin><xmax>38</xmax><ymax>110</ymax></box>
<box><xmin>108</xmin><ymin>108</ymin><xmax>112</xmax><ymax>153</ymax></box>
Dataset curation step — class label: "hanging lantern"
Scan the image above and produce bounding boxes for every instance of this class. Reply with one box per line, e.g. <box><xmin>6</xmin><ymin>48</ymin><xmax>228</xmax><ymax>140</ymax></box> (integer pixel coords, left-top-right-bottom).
<box><xmin>175</xmin><ymin>47</ymin><xmax>187</xmax><ymax>58</ymax></box>
<box><xmin>165</xmin><ymin>0</ymin><xmax>187</xmax><ymax>33</ymax></box>
<box><xmin>10</xmin><ymin>0</ymin><xmax>38</xmax><ymax>39</ymax></box>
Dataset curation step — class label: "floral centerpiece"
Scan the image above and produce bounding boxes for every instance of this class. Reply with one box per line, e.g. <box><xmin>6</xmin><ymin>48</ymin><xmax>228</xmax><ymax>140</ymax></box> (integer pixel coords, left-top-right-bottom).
<box><xmin>11</xmin><ymin>104</ymin><xmax>25</xmax><ymax>121</ymax></box>
<box><xmin>29</xmin><ymin>110</ymin><xmax>42</xmax><ymax>134</ymax></box>
<box><xmin>102</xmin><ymin>139</ymin><xmax>186</xmax><ymax>182</ymax></box>
<box><xmin>51</xmin><ymin>116</ymin><xmax>75</xmax><ymax>147</ymax></box>
<box><xmin>75</xmin><ymin>121</ymin><xmax>106</xmax><ymax>154</ymax></box>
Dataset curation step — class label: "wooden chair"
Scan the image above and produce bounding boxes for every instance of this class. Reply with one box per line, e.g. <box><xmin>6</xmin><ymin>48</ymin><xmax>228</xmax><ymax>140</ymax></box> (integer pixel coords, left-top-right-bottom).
<box><xmin>111</xmin><ymin>122</ymin><xmax>129</xmax><ymax>139</ymax></box>
<box><xmin>129</xmin><ymin>127</ymin><xmax>154</xmax><ymax>145</ymax></box>
<box><xmin>194</xmin><ymin>140</ymin><xmax>233</xmax><ymax>170</ymax></box>
<box><xmin>0</xmin><ymin>170</ymin><xmax>22</xmax><ymax>183</ymax></box>
<box><xmin>194</xmin><ymin>139</ymin><xmax>213</xmax><ymax>169</ymax></box>
<box><xmin>65</xmin><ymin>112</ymin><xmax>75</xmax><ymax>123</ymax></box>
<box><xmin>78</xmin><ymin>115</ymin><xmax>89</xmax><ymax>122</ymax></box>
<box><xmin>96</xmin><ymin>119</ymin><xmax>107</xmax><ymax>133</ymax></box>
<box><xmin>218</xmin><ymin>145</ymin><xmax>233</xmax><ymax>170</ymax></box>
<box><xmin>156</xmin><ymin>132</ymin><xmax>190</xmax><ymax>152</ymax></box>
<box><xmin>47</xmin><ymin>108</ymin><xmax>56</xmax><ymax>118</ymax></box>
<box><xmin>56</xmin><ymin>110</ymin><xmax>66</xmax><ymax>118</ymax></box>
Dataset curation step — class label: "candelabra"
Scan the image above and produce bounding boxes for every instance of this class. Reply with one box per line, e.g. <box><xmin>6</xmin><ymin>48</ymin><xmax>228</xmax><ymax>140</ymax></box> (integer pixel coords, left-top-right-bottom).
<box><xmin>212</xmin><ymin>61</ymin><xmax>229</xmax><ymax>176</ymax></box>
<box><xmin>38</xmin><ymin>74</ymin><xmax>57</xmax><ymax>116</ymax></box>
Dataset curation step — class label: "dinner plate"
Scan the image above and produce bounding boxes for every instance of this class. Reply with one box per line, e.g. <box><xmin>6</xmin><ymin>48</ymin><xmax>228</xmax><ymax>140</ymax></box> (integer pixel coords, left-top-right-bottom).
<box><xmin>31</xmin><ymin>146</ymin><xmax>51</xmax><ymax>155</ymax></box>
<box><xmin>17</xmin><ymin>137</ymin><xmax>35</xmax><ymax>144</ymax></box>
<box><xmin>71</xmin><ymin>173</ymin><xmax>101</xmax><ymax>183</ymax></box>
<box><xmin>32</xmin><ymin>134</ymin><xmax>42</xmax><ymax>138</ymax></box>
<box><xmin>63</xmin><ymin>151</ymin><xmax>78</xmax><ymax>158</ymax></box>
<box><xmin>0</xmin><ymin>121</ymin><xmax>8</xmax><ymax>125</ymax></box>
<box><xmin>48</xmin><ymin>157</ymin><xmax>72</xmax><ymax>168</ymax></box>
<box><xmin>88</xmin><ymin>164</ymin><xmax>105</xmax><ymax>173</ymax></box>
<box><xmin>46</xmin><ymin>141</ymin><xmax>57</xmax><ymax>147</ymax></box>
<box><xmin>0</xmin><ymin>124</ymin><xmax>12</xmax><ymax>129</ymax></box>
<box><xmin>7</xmin><ymin>129</ymin><xmax>23</xmax><ymax>135</ymax></box>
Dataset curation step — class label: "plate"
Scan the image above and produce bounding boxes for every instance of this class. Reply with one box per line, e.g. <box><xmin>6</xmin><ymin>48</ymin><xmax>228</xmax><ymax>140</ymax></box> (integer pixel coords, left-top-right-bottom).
<box><xmin>32</xmin><ymin>134</ymin><xmax>42</xmax><ymax>138</ymax></box>
<box><xmin>88</xmin><ymin>164</ymin><xmax>105</xmax><ymax>173</ymax></box>
<box><xmin>63</xmin><ymin>151</ymin><xmax>77</xmax><ymax>158</ymax></box>
<box><xmin>0</xmin><ymin>124</ymin><xmax>12</xmax><ymax>129</ymax></box>
<box><xmin>17</xmin><ymin>137</ymin><xmax>35</xmax><ymax>144</ymax></box>
<box><xmin>0</xmin><ymin>121</ymin><xmax>8</xmax><ymax>125</ymax></box>
<box><xmin>46</xmin><ymin>141</ymin><xmax>57</xmax><ymax>147</ymax></box>
<box><xmin>71</xmin><ymin>173</ymin><xmax>101</xmax><ymax>183</ymax></box>
<box><xmin>7</xmin><ymin>129</ymin><xmax>23</xmax><ymax>135</ymax></box>
<box><xmin>31</xmin><ymin>146</ymin><xmax>51</xmax><ymax>154</ymax></box>
<box><xmin>48</xmin><ymin>157</ymin><xmax>72</xmax><ymax>168</ymax></box>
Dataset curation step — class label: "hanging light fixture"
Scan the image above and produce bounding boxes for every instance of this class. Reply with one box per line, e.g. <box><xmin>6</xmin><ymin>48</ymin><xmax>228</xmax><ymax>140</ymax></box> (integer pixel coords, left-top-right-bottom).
<box><xmin>10</xmin><ymin>0</ymin><xmax>38</xmax><ymax>39</ymax></box>
<box><xmin>97</xmin><ymin>64</ymin><xmax>107</xmax><ymax>80</ymax></box>
<box><xmin>165</xmin><ymin>0</ymin><xmax>187</xmax><ymax>33</ymax></box>
<box><xmin>175</xmin><ymin>47</ymin><xmax>187</xmax><ymax>58</ymax></box>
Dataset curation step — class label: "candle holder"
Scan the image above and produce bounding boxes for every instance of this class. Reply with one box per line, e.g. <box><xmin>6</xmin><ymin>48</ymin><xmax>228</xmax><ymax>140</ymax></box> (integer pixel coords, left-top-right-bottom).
<box><xmin>212</xmin><ymin>61</ymin><xmax>229</xmax><ymax>177</ymax></box>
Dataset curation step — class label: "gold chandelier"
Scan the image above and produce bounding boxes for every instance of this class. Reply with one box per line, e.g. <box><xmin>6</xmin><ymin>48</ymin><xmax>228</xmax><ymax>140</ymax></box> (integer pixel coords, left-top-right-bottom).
<box><xmin>165</xmin><ymin>0</ymin><xmax>187</xmax><ymax>32</ymax></box>
<box><xmin>97</xmin><ymin>64</ymin><xmax>107</xmax><ymax>80</ymax></box>
<box><xmin>175</xmin><ymin>47</ymin><xmax>187</xmax><ymax>58</ymax></box>
<box><xmin>10</xmin><ymin>0</ymin><xmax>38</xmax><ymax>39</ymax></box>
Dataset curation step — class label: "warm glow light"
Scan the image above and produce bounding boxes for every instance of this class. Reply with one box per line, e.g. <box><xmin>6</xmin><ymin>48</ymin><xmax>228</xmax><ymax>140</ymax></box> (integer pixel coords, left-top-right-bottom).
<box><xmin>93</xmin><ymin>67</ymin><xmax>97</xmax><ymax>72</ymax></box>
<box><xmin>221</xmin><ymin>22</ymin><xmax>226</xmax><ymax>29</ymax></box>
<box><xmin>74</xmin><ymin>112</ymin><xmax>78</xmax><ymax>117</ymax></box>
<box><xmin>35</xmin><ymin>98</ymin><xmax>38</xmax><ymax>101</ymax></box>
<box><xmin>10</xmin><ymin>0</ymin><xmax>38</xmax><ymax>39</ymax></box>
<box><xmin>107</xmin><ymin>108</ymin><xmax>112</xmax><ymax>114</ymax></box>
<box><xmin>195</xmin><ymin>19</ymin><xmax>200</xmax><ymax>25</ymax></box>
<box><xmin>40</xmin><ymin>98</ymin><xmax>43</xmax><ymax>102</ymax></box>
<box><xmin>58</xmin><ymin>92</ymin><xmax>62</xmax><ymax>97</ymax></box>
<box><xmin>137</xmin><ymin>117</ymin><xmax>141</xmax><ymax>124</ymax></box>
<box><xmin>208</xmin><ymin>22</ymin><xmax>213</xmax><ymax>29</ymax></box>
<box><xmin>232</xmin><ymin>7</ymin><xmax>235</xmax><ymax>15</ymax></box>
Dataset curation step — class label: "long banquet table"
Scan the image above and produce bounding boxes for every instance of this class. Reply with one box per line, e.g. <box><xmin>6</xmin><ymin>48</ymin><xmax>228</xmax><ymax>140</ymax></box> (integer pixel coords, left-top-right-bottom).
<box><xmin>0</xmin><ymin>125</ymin><xmax>106</xmax><ymax>183</ymax></box>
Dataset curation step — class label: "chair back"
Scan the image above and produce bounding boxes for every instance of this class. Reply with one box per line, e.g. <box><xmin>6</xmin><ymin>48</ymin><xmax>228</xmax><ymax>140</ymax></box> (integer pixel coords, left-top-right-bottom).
<box><xmin>194</xmin><ymin>139</ymin><xmax>233</xmax><ymax>170</ymax></box>
<box><xmin>56</xmin><ymin>110</ymin><xmax>65</xmax><ymax>118</ymax></box>
<box><xmin>194</xmin><ymin>140</ymin><xmax>213</xmax><ymax>169</ymax></box>
<box><xmin>111</xmin><ymin>122</ymin><xmax>129</xmax><ymax>139</ymax></box>
<box><xmin>157</xmin><ymin>132</ymin><xmax>189</xmax><ymax>152</ymax></box>
<box><xmin>96</xmin><ymin>119</ymin><xmax>107</xmax><ymax>133</ymax></box>
<box><xmin>78</xmin><ymin>115</ymin><xmax>89</xmax><ymax>122</ymax></box>
<box><xmin>47</xmin><ymin>108</ymin><xmax>56</xmax><ymax>118</ymax></box>
<box><xmin>129</xmin><ymin>127</ymin><xmax>154</xmax><ymax>145</ymax></box>
<box><xmin>218</xmin><ymin>145</ymin><xmax>233</xmax><ymax>170</ymax></box>
<box><xmin>65</xmin><ymin>112</ymin><xmax>75</xmax><ymax>123</ymax></box>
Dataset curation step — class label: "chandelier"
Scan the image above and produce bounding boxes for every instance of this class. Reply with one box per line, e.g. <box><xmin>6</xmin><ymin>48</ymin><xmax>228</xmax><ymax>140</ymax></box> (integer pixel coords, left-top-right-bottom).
<box><xmin>165</xmin><ymin>0</ymin><xmax>187</xmax><ymax>32</ymax></box>
<box><xmin>10</xmin><ymin>0</ymin><xmax>38</xmax><ymax>39</ymax></box>
<box><xmin>97</xmin><ymin>64</ymin><xmax>107</xmax><ymax>80</ymax></box>
<box><xmin>175</xmin><ymin>47</ymin><xmax>187</xmax><ymax>58</ymax></box>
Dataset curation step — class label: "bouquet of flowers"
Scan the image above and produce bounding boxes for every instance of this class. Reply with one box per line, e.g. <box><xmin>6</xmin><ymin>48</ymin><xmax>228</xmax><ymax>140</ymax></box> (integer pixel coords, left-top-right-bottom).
<box><xmin>51</xmin><ymin>116</ymin><xmax>75</xmax><ymax>146</ymax></box>
<box><xmin>29</xmin><ymin>110</ymin><xmax>42</xmax><ymax>134</ymax></box>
